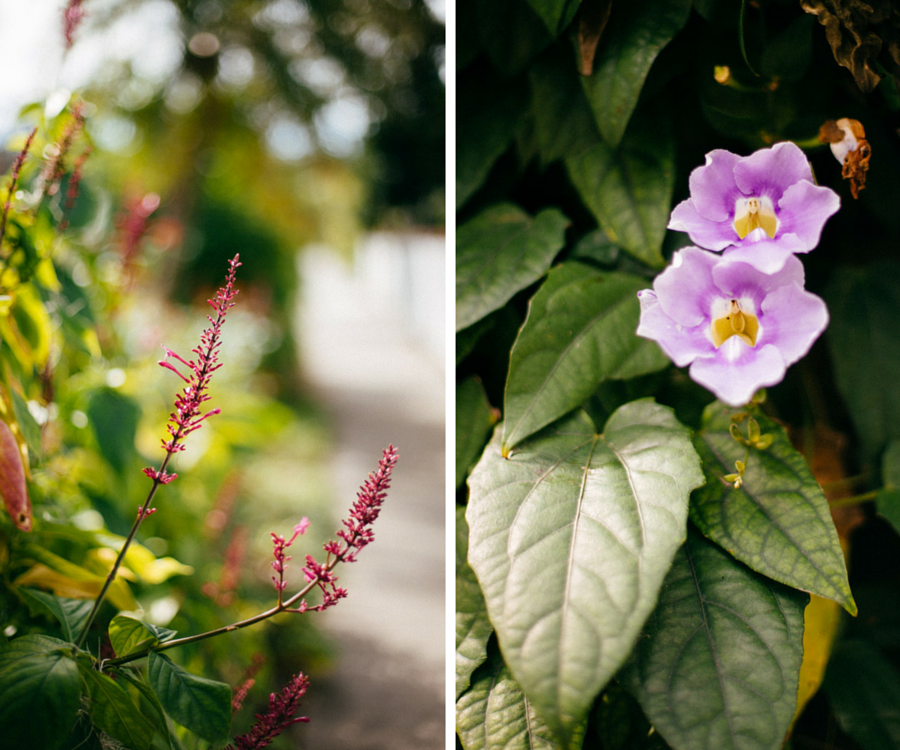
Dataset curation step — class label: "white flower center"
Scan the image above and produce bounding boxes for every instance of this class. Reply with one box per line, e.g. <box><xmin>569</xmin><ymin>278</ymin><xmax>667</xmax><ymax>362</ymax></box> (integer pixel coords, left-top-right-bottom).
<box><xmin>733</xmin><ymin>196</ymin><xmax>777</xmax><ymax>240</ymax></box>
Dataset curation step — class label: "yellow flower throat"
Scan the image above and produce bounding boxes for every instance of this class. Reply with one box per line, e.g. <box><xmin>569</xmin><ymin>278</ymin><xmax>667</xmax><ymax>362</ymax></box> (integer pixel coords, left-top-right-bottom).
<box><xmin>711</xmin><ymin>300</ymin><xmax>759</xmax><ymax>348</ymax></box>
<box><xmin>733</xmin><ymin>197</ymin><xmax>777</xmax><ymax>240</ymax></box>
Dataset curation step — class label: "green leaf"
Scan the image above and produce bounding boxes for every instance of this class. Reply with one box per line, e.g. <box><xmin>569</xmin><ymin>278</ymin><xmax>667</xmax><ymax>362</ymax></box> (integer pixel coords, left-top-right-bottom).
<box><xmin>565</xmin><ymin>118</ymin><xmax>674</xmax><ymax>268</ymax></box>
<box><xmin>456</xmin><ymin>204</ymin><xmax>568</xmax><ymax>332</ymax></box>
<box><xmin>87</xmin><ymin>387</ymin><xmax>141</xmax><ymax>476</ymax></box>
<box><xmin>622</xmin><ymin>529</ymin><xmax>808</xmax><ymax>750</ymax></box>
<box><xmin>80</xmin><ymin>666</ymin><xmax>156</xmax><ymax>750</ymax></box>
<box><xmin>118</xmin><ymin>670</ymin><xmax>184</xmax><ymax>750</ymax></box>
<box><xmin>877</xmin><ymin>440</ymin><xmax>900</xmax><ymax>534</ymax></box>
<box><xmin>530</xmin><ymin>45</ymin><xmax>601</xmax><ymax>166</ymax></box>
<box><xmin>457</xmin><ymin>72</ymin><xmax>529</xmax><ymax>209</ymax></box>
<box><xmin>592</xmin><ymin>685</ymin><xmax>671</xmax><ymax>750</ymax></box>
<box><xmin>457</xmin><ymin>649</ymin><xmax>585</xmax><ymax>750</ymax></box>
<box><xmin>823</xmin><ymin>639</ymin><xmax>900</xmax><ymax>750</ymax></box>
<box><xmin>502</xmin><ymin>262</ymin><xmax>669</xmax><ymax>450</ymax></box>
<box><xmin>0</xmin><ymin>635</ymin><xmax>82</xmax><ymax>750</ymax></box>
<box><xmin>524</xmin><ymin>0</ymin><xmax>580</xmax><ymax>36</ymax></box>
<box><xmin>457</xmin><ymin>378</ymin><xmax>496</xmax><ymax>489</ymax></box>
<box><xmin>148</xmin><ymin>651</ymin><xmax>232</xmax><ymax>744</ymax></box>
<box><xmin>474</xmin><ymin>0</ymin><xmax>553</xmax><ymax>79</ymax></box>
<box><xmin>466</xmin><ymin>400</ymin><xmax>704</xmax><ymax>744</ymax></box>
<box><xmin>826</xmin><ymin>262</ymin><xmax>900</xmax><ymax>463</ymax></box>
<box><xmin>109</xmin><ymin>615</ymin><xmax>178</xmax><ymax>657</ymax></box>
<box><xmin>580</xmin><ymin>0</ymin><xmax>691</xmax><ymax>147</ymax></box>
<box><xmin>691</xmin><ymin>402</ymin><xmax>856</xmax><ymax>614</ymax></box>
<box><xmin>10</xmin><ymin>388</ymin><xmax>41</xmax><ymax>462</ymax></box>
<box><xmin>456</xmin><ymin>505</ymin><xmax>494</xmax><ymax>699</ymax></box>
<box><xmin>19</xmin><ymin>588</ymin><xmax>92</xmax><ymax>642</ymax></box>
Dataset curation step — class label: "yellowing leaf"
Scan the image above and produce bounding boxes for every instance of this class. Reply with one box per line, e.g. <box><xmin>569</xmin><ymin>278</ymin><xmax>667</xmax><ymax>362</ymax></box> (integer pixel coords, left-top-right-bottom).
<box><xmin>794</xmin><ymin>594</ymin><xmax>842</xmax><ymax>722</ymax></box>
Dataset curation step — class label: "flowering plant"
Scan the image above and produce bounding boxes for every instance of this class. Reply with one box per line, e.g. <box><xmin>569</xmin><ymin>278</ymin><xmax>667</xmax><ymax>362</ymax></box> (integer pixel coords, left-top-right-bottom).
<box><xmin>456</xmin><ymin>3</ymin><xmax>897</xmax><ymax>750</ymax></box>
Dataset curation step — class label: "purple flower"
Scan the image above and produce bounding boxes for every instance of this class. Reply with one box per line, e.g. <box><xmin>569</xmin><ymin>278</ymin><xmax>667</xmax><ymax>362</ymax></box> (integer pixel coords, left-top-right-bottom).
<box><xmin>636</xmin><ymin>247</ymin><xmax>828</xmax><ymax>406</ymax></box>
<box><xmin>668</xmin><ymin>142</ymin><xmax>839</xmax><ymax>273</ymax></box>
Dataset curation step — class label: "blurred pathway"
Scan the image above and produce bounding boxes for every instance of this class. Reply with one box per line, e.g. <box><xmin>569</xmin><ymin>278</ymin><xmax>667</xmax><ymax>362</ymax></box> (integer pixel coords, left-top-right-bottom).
<box><xmin>292</xmin><ymin>234</ymin><xmax>445</xmax><ymax>749</ymax></box>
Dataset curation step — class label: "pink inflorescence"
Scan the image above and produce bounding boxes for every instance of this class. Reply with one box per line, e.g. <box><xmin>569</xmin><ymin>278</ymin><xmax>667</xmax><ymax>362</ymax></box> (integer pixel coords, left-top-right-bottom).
<box><xmin>63</xmin><ymin>0</ymin><xmax>87</xmax><ymax>49</ymax></box>
<box><xmin>227</xmin><ymin>673</ymin><xmax>310</xmax><ymax>750</ymax></box>
<box><xmin>296</xmin><ymin>445</ymin><xmax>398</xmax><ymax>612</ymax></box>
<box><xmin>270</xmin><ymin>519</ymin><xmax>309</xmax><ymax>593</ymax></box>
<box><xmin>142</xmin><ymin>255</ymin><xmax>241</xmax><ymax>485</ymax></box>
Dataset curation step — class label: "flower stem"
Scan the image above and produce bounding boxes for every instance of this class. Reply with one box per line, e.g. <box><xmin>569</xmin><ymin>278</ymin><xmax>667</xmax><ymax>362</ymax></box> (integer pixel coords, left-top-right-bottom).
<box><xmin>75</xmin><ymin>465</ymin><xmax>170</xmax><ymax>648</ymax></box>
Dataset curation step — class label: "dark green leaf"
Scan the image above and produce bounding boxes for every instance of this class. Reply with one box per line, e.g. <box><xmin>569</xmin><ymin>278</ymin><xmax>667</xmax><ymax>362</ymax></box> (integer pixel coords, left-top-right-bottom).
<box><xmin>878</xmin><ymin>440</ymin><xmax>900</xmax><ymax>534</ymax></box>
<box><xmin>530</xmin><ymin>45</ymin><xmax>600</xmax><ymax>166</ymax></box>
<box><xmin>502</xmin><ymin>262</ymin><xmax>668</xmax><ymax>450</ymax></box>
<box><xmin>691</xmin><ymin>402</ymin><xmax>856</xmax><ymax>614</ymax></box>
<box><xmin>826</xmin><ymin>262</ymin><xmax>900</xmax><ymax>464</ymax></box>
<box><xmin>524</xmin><ymin>0</ymin><xmax>580</xmax><ymax>37</ymax></box>
<box><xmin>80</xmin><ymin>666</ymin><xmax>156</xmax><ymax>750</ymax></box>
<box><xmin>581</xmin><ymin>0</ymin><xmax>691</xmax><ymax>147</ymax></box>
<box><xmin>19</xmin><ymin>588</ymin><xmax>92</xmax><ymax>642</ymax></box>
<box><xmin>456</xmin><ymin>505</ymin><xmax>493</xmax><ymax>699</ymax></box>
<box><xmin>592</xmin><ymin>685</ymin><xmax>671</xmax><ymax>750</ymax></box>
<box><xmin>760</xmin><ymin>14</ymin><xmax>814</xmax><ymax>82</ymax></box>
<box><xmin>565</xmin><ymin>119</ymin><xmax>674</xmax><ymax>268</ymax></box>
<box><xmin>148</xmin><ymin>652</ymin><xmax>231</xmax><ymax>744</ymax></box>
<box><xmin>457</xmin><ymin>70</ymin><xmax>529</xmax><ymax>209</ymax></box>
<box><xmin>475</xmin><ymin>0</ymin><xmax>553</xmax><ymax>78</ymax></box>
<box><xmin>0</xmin><ymin>635</ymin><xmax>82</xmax><ymax>750</ymax></box>
<box><xmin>466</xmin><ymin>401</ymin><xmax>703</xmax><ymax>744</ymax></box>
<box><xmin>622</xmin><ymin>529</ymin><xmax>808</xmax><ymax>750</ymax></box>
<box><xmin>87</xmin><ymin>387</ymin><xmax>141</xmax><ymax>476</ymax></box>
<box><xmin>824</xmin><ymin>639</ymin><xmax>900</xmax><ymax>750</ymax></box>
<box><xmin>109</xmin><ymin>615</ymin><xmax>177</xmax><ymax>658</ymax></box>
<box><xmin>457</xmin><ymin>649</ymin><xmax>584</xmax><ymax>750</ymax></box>
<box><xmin>456</xmin><ymin>204</ymin><xmax>568</xmax><ymax>332</ymax></box>
<box><xmin>119</xmin><ymin>670</ymin><xmax>184</xmax><ymax>750</ymax></box>
<box><xmin>457</xmin><ymin>378</ymin><xmax>495</xmax><ymax>489</ymax></box>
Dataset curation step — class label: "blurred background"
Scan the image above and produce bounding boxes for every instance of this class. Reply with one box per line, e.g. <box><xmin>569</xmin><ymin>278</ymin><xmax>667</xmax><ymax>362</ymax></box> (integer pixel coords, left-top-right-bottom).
<box><xmin>0</xmin><ymin>0</ymin><xmax>445</xmax><ymax>747</ymax></box>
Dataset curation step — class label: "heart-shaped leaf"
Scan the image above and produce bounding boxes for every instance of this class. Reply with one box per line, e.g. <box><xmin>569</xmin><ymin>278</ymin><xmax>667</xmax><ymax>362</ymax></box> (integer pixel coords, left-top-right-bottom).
<box><xmin>456</xmin><ymin>505</ymin><xmax>493</xmax><ymax>699</ymax></box>
<box><xmin>502</xmin><ymin>262</ymin><xmax>668</xmax><ymax>450</ymax></box>
<box><xmin>466</xmin><ymin>400</ymin><xmax>703</xmax><ymax>744</ymax></box>
<box><xmin>565</xmin><ymin>120</ymin><xmax>674</xmax><ymax>269</ymax></box>
<box><xmin>623</xmin><ymin>529</ymin><xmax>807</xmax><ymax>750</ymax></box>
<box><xmin>691</xmin><ymin>403</ymin><xmax>856</xmax><ymax>614</ymax></box>
<box><xmin>148</xmin><ymin>652</ymin><xmax>231</xmax><ymax>744</ymax></box>
<box><xmin>457</xmin><ymin>204</ymin><xmax>568</xmax><ymax>332</ymax></box>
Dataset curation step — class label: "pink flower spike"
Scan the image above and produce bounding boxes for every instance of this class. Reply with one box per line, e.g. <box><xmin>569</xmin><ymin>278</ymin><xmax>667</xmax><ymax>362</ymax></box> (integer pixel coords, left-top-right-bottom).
<box><xmin>294</xmin><ymin>517</ymin><xmax>310</xmax><ymax>536</ymax></box>
<box><xmin>226</xmin><ymin>673</ymin><xmax>310</xmax><ymax>750</ymax></box>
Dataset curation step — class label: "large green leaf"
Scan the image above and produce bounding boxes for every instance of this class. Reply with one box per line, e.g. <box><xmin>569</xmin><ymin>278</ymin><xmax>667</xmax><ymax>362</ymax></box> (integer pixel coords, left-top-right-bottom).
<box><xmin>80</xmin><ymin>666</ymin><xmax>156</xmax><ymax>750</ymax></box>
<box><xmin>581</xmin><ymin>0</ymin><xmax>691</xmax><ymax>147</ymax></box>
<box><xmin>466</xmin><ymin>400</ymin><xmax>704</xmax><ymax>744</ymax></box>
<box><xmin>474</xmin><ymin>0</ymin><xmax>553</xmax><ymax>78</ymax></box>
<box><xmin>457</xmin><ymin>649</ymin><xmax>584</xmax><ymax>750</ymax></box>
<box><xmin>823</xmin><ymin>639</ymin><xmax>900</xmax><ymax>750</ymax></box>
<box><xmin>565</xmin><ymin>120</ymin><xmax>674</xmax><ymax>268</ymax></box>
<box><xmin>592</xmin><ymin>685</ymin><xmax>671</xmax><ymax>750</ymax></box>
<box><xmin>524</xmin><ymin>0</ymin><xmax>580</xmax><ymax>37</ymax></box>
<box><xmin>502</xmin><ymin>262</ymin><xmax>668</xmax><ymax>450</ymax></box>
<box><xmin>530</xmin><ymin>45</ymin><xmax>601</xmax><ymax>166</ymax></box>
<box><xmin>457</xmin><ymin>71</ymin><xmax>529</xmax><ymax>209</ymax></box>
<box><xmin>457</xmin><ymin>378</ymin><xmax>496</xmax><ymax>489</ymax></box>
<box><xmin>691</xmin><ymin>403</ymin><xmax>856</xmax><ymax>614</ymax></box>
<box><xmin>148</xmin><ymin>652</ymin><xmax>232</xmax><ymax>744</ymax></box>
<box><xmin>826</xmin><ymin>262</ymin><xmax>900</xmax><ymax>464</ymax></box>
<box><xmin>0</xmin><ymin>635</ymin><xmax>82</xmax><ymax>750</ymax></box>
<box><xmin>456</xmin><ymin>204</ymin><xmax>568</xmax><ymax>332</ymax></box>
<box><xmin>19</xmin><ymin>588</ymin><xmax>92</xmax><ymax>643</ymax></box>
<box><xmin>457</xmin><ymin>505</ymin><xmax>494</xmax><ymax>699</ymax></box>
<box><xmin>623</xmin><ymin>529</ymin><xmax>808</xmax><ymax>750</ymax></box>
<box><xmin>109</xmin><ymin>615</ymin><xmax>178</xmax><ymax>657</ymax></box>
